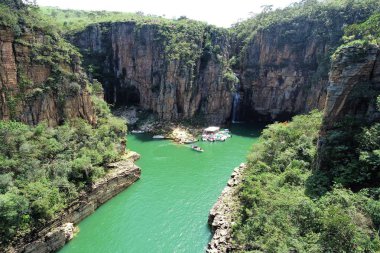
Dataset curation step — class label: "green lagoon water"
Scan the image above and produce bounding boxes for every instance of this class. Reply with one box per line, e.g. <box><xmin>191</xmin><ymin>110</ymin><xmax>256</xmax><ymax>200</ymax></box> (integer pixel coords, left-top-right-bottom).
<box><xmin>59</xmin><ymin>124</ymin><xmax>261</xmax><ymax>253</ymax></box>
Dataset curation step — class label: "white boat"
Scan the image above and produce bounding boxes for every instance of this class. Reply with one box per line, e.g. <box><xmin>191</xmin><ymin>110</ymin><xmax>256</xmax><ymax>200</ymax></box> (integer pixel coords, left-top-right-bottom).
<box><xmin>191</xmin><ymin>145</ymin><xmax>204</xmax><ymax>152</ymax></box>
<box><xmin>131</xmin><ymin>130</ymin><xmax>144</xmax><ymax>134</ymax></box>
<box><xmin>153</xmin><ymin>135</ymin><xmax>165</xmax><ymax>139</ymax></box>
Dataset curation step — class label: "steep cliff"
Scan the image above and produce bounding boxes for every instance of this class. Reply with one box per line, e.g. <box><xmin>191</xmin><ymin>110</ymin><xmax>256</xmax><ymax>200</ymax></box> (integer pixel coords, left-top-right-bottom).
<box><xmin>236</xmin><ymin>8</ymin><xmax>377</xmax><ymax>121</ymax></box>
<box><xmin>0</xmin><ymin>2</ymin><xmax>95</xmax><ymax>126</ymax></box>
<box><xmin>322</xmin><ymin>45</ymin><xmax>380</xmax><ymax>130</ymax></box>
<box><xmin>70</xmin><ymin>3</ymin><xmax>378</xmax><ymax>124</ymax></box>
<box><xmin>316</xmin><ymin>44</ymin><xmax>380</xmax><ymax>188</ymax></box>
<box><xmin>72</xmin><ymin>21</ymin><xmax>234</xmax><ymax>124</ymax></box>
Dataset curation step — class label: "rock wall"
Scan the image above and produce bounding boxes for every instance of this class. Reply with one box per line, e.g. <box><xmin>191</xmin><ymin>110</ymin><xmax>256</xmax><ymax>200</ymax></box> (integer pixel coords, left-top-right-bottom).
<box><xmin>235</xmin><ymin>9</ymin><xmax>378</xmax><ymax>121</ymax></box>
<box><xmin>72</xmin><ymin>22</ymin><xmax>234</xmax><ymax>124</ymax></box>
<box><xmin>316</xmin><ymin>44</ymin><xmax>380</xmax><ymax>170</ymax></box>
<box><xmin>0</xmin><ymin>27</ymin><xmax>95</xmax><ymax>126</ymax></box>
<box><xmin>207</xmin><ymin>163</ymin><xmax>246</xmax><ymax>253</ymax></box>
<box><xmin>6</xmin><ymin>154</ymin><xmax>141</xmax><ymax>253</ymax></box>
<box><xmin>237</xmin><ymin>15</ymin><xmax>356</xmax><ymax>121</ymax></box>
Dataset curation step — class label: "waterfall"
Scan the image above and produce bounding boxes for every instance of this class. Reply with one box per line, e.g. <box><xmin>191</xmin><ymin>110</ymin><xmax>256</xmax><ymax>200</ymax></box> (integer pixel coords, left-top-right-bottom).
<box><xmin>231</xmin><ymin>72</ymin><xmax>241</xmax><ymax>123</ymax></box>
<box><xmin>232</xmin><ymin>91</ymin><xmax>240</xmax><ymax>123</ymax></box>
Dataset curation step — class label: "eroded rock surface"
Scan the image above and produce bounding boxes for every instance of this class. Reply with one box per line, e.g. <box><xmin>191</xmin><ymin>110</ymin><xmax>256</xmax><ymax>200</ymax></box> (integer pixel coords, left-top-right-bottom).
<box><xmin>0</xmin><ymin>27</ymin><xmax>95</xmax><ymax>126</ymax></box>
<box><xmin>317</xmin><ymin>45</ymin><xmax>380</xmax><ymax>170</ymax></box>
<box><xmin>73</xmin><ymin>23</ymin><xmax>233</xmax><ymax>124</ymax></box>
<box><xmin>8</xmin><ymin>157</ymin><xmax>141</xmax><ymax>253</ymax></box>
<box><xmin>207</xmin><ymin>163</ymin><xmax>246</xmax><ymax>253</ymax></box>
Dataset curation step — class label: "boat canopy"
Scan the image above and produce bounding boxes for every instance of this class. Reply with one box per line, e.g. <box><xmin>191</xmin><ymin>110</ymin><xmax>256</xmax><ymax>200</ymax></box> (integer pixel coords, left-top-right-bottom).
<box><xmin>204</xmin><ymin>126</ymin><xmax>220</xmax><ymax>133</ymax></box>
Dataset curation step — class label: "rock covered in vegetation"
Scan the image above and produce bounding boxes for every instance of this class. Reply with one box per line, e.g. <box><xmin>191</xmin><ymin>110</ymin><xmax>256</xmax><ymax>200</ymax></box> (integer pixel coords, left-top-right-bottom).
<box><xmin>0</xmin><ymin>24</ymin><xmax>95</xmax><ymax>126</ymax></box>
<box><xmin>235</xmin><ymin>4</ymin><xmax>378</xmax><ymax>121</ymax></box>
<box><xmin>322</xmin><ymin>45</ymin><xmax>380</xmax><ymax>130</ymax></box>
<box><xmin>72</xmin><ymin>21</ymin><xmax>234</xmax><ymax>124</ymax></box>
<box><xmin>8</xmin><ymin>158</ymin><xmax>141</xmax><ymax>253</ymax></box>
<box><xmin>316</xmin><ymin>43</ymin><xmax>380</xmax><ymax>187</ymax></box>
<box><xmin>207</xmin><ymin>163</ymin><xmax>246</xmax><ymax>253</ymax></box>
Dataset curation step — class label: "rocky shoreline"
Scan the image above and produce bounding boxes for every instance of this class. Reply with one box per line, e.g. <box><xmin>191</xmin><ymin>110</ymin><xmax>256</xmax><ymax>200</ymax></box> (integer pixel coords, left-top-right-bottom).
<box><xmin>207</xmin><ymin>163</ymin><xmax>247</xmax><ymax>253</ymax></box>
<box><xmin>6</xmin><ymin>152</ymin><xmax>141</xmax><ymax>253</ymax></box>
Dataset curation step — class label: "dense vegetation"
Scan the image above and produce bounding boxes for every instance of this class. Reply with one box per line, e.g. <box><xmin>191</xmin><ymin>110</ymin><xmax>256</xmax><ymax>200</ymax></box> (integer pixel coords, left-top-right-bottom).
<box><xmin>232</xmin><ymin>111</ymin><xmax>380</xmax><ymax>252</ymax></box>
<box><xmin>319</xmin><ymin>12</ymin><xmax>380</xmax><ymax>191</ymax></box>
<box><xmin>1</xmin><ymin>0</ymin><xmax>379</xmax><ymax>251</ymax></box>
<box><xmin>0</xmin><ymin>1</ymin><xmax>93</xmax><ymax>121</ymax></box>
<box><xmin>0</xmin><ymin>0</ymin><xmax>128</xmax><ymax>246</ymax></box>
<box><xmin>0</xmin><ymin>96</ymin><xmax>126</xmax><ymax>244</ymax></box>
<box><xmin>39</xmin><ymin>7</ymin><xmax>167</xmax><ymax>33</ymax></box>
<box><xmin>231</xmin><ymin>0</ymin><xmax>380</xmax><ymax>68</ymax></box>
<box><xmin>233</xmin><ymin>0</ymin><xmax>380</xmax><ymax>44</ymax></box>
<box><xmin>232</xmin><ymin>5</ymin><xmax>380</xmax><ymax>251</ymax></box>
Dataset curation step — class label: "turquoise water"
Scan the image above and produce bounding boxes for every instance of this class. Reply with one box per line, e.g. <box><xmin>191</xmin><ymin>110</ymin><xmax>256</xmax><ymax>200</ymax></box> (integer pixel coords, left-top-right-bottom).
<box><xmin>59</xmin><ymin>124</ymin><xmax>261</xmax><ymax>253</ymax></box>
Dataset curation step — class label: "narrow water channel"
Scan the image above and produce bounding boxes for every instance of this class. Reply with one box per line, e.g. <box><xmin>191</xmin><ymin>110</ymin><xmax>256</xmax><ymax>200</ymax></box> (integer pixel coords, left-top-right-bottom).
<box><xmin>59</xmin><ymin>124</ymin><xmax>261</xmax><ymax>253</ymax></box>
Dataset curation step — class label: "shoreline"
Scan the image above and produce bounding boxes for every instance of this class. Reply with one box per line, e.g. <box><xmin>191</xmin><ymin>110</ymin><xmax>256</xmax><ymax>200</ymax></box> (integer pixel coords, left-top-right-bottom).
<box><xmin>207</xmin><ymin>163</ymin><xmax>246</xmax><ymax>253</ymax></box>
<box><xmin>6</xmin><ymin>152</ymin><xmax>141</xmax><ymax>253</ymax></box>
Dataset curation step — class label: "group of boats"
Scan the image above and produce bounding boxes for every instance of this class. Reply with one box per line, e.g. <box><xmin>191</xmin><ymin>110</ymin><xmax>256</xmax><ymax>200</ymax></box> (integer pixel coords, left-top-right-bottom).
<box><xmin>131</xmin><ymin>126</ymin><xmax>231</xmax><ymax>153</ymax></box>
<box><xmin>201</xmin><ymin>127</ymin><xmax>231</xmax><ymax>142</ymax></box>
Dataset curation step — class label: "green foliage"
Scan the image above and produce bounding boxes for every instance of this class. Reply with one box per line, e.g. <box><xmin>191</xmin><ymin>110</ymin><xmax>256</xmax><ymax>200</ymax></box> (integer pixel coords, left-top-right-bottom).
<box><xmin>156</xmin><ymin>20</ymin><xmax>206</xmax><ymax>66</ymax></box>
<box><xmin>344</xmin><ymin>12</ymin><xmax>380</xmax><ymax>45</ymax></box>
<box><xmin>0</xmin><ymin>1</ymin><xmax>93</xmax><ymax>122</ymax></box>
<box><xmin>232</xmin><ymin>111</ymin><xmax>380</xmax><ymax>252</ymax></box>
<box><xmin>0</xmin><ymin>98</ymin><xmax>127</xmax><ymax>243</ymax></box>
<box><xmin>233</xmin><ymin>0</ymin><xmax>380</xmax><ymax>42</ymax></box>
<box><xmin>319</xmin><ymin>118</ymin><xmax>380</xmax><ymax>190</ymax></box>
<box><xmin>332</xmin><ymin>12</ymin><xmax>380</xmax><ymax>60</ymax></box>
<box><xmin>38</xmin><ymin>7</ymin><xmax>168</xmax><ymax>34</ymax></box>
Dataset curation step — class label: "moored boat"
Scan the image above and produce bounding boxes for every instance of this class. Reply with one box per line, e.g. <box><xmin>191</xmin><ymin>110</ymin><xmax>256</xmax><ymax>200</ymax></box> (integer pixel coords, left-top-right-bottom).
<box><xmin>131</xmin><ymin>130</ymin><xmax>145</xmax><ymax>134</ymax></box>
<box><xmin>191</xmin><ymin>145</ymin><xmax>204</xmax><ymax>152</ymax></box>
<box><xmin>153</xmin><ymin>135</ymin><xmax>165</xmax><ymax>139</ymax></box>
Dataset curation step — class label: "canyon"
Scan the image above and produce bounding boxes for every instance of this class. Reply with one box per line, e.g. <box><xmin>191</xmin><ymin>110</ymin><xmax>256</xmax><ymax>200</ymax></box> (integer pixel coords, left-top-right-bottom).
<box><xmin>1</xmin><ymin>1</ymin><xmax>380</xmax><ymax>252</ymax></box>
<box><xmin>70</xmin><ymin>9</ymin><xmax>374</xmax><ymax>124</ymax></box>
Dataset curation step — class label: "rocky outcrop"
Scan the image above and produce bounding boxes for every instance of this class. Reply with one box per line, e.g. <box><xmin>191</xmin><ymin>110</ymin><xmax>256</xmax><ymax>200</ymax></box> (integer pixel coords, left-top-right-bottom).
<box><xmin>72</xmin><ymin>22</ymin><xmax>234</xmax><ymax>124</ymax></box>
<box><xmin>0</xmin><ymin>27</ymin><xmax>95</xmax><ymax>126</ymax></box>
<box><xmin>316</xmin><ymin>44</ymin><xmax>380</xmax><ymax>170</ymax></box>
<box><xmin>322</xmin><ymin>45</ymin><xmax>380</xmax><ymax>129</ymax></box>
<box><xmin>207</xmin><ymin>163</ymin><xmax>246</xmax><ymax>253</ymax></box>
<box><xmin>7</xmin><ymin>154</ymin><xmax>141</xmax><ymax>253</ymax></box>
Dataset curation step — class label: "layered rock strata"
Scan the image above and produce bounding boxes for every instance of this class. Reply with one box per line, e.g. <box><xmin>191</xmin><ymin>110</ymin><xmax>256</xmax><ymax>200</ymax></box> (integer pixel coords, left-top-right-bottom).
<box><xmin>72</xmin><ymin>22</ymin><xmax>234</xmax><ymax>124</ymax></box>
<box><xmin>237</xmin><ymin>14</ymin><xmax>365</xmax><ymax>121</ymax></box>
<box><xmin>317</xmin><ymin>45</ymin><xmax>380</xmax><ymax>170</ymax></box>
<box><xmin>7</xmin><ymin>153</ymin><xmax>141</xmax><ymax>253</ymax></box>
<box><xmin>207</xmin><ymin>163</ymin><xmax>246</xmax><ymax>253</ymax></box>
<box><xmin>0</xmin><ymin>27</ymin><xmax>95</xmax><ymax>126</ymax></box>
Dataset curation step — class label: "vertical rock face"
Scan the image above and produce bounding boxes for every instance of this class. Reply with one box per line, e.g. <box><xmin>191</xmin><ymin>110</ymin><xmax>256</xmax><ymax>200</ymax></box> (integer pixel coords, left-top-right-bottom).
<box><xmin>323</xmin><ymin>46</ymin><xmax>380</xmax><ymax>128</ymax></box>
<box><xmin>316</xmin><ymin>45</ymin><xmax>380</xmax><ymax>170</ymax></box>
<box><xmin>238</xmin><ymin>18</ymin><xmax>349</xmax><ymax>121</ymax></box>
<box><xmin>0</xmin><ymin>27</ymin><xmax>95</xmax><ymax>126</ymax></box>
<box><xmin>73</xmin><ymin>22</ymin><xmax>234</xmax><ymax>124</ymax></box>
